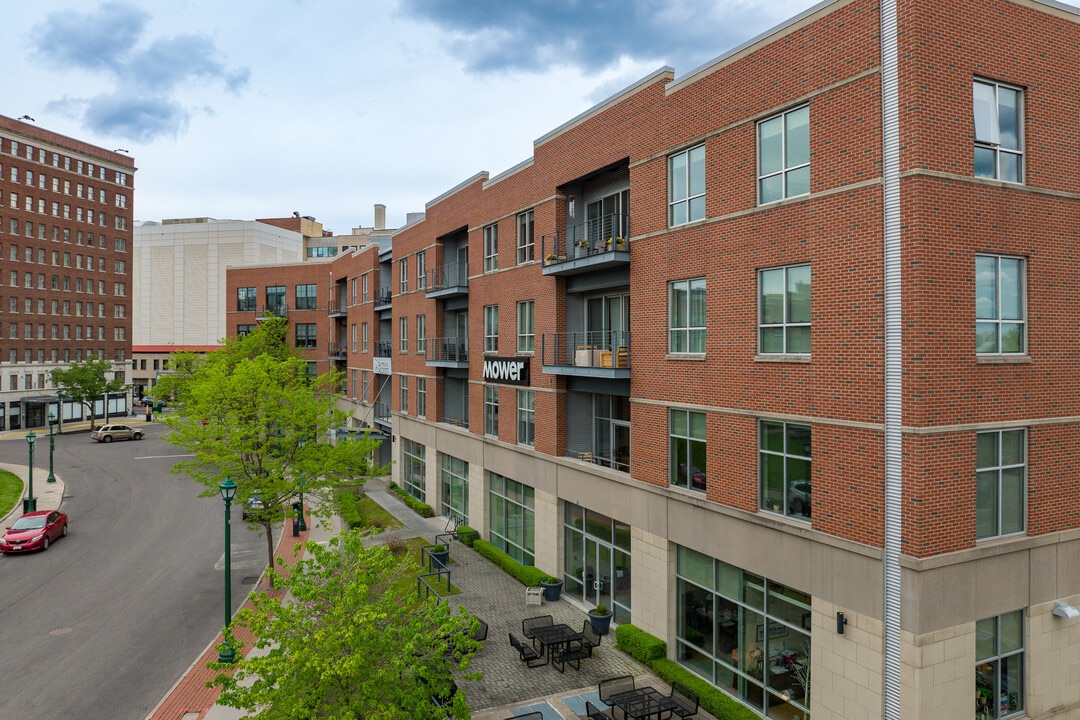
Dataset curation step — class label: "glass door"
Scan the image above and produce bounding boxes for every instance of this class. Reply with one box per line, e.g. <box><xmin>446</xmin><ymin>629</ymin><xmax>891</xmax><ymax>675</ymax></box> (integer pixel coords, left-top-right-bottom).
<box><xmin>585</xmin><ymin>537</ymin><xmax>613</xmax><ymax>608</ymax></box>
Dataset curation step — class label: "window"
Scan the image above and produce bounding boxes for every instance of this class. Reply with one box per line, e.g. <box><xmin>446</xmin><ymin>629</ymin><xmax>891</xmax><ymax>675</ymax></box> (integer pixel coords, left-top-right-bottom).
<box><xmin>670</xmin><ymin>409</ymin><xmax>707</xmax><ymax>492</ymax></box>
<box><xmin>759</xmin><ymin>264</ymin><xmax>810</xmax><ymax>354</ymax></box>
<box><xmin>361</xmin><ymin>322</ymin><xmax>369</xmax><ymax>352</ymax></box>
<box><xmin>976</xmin><ymin>610</ymin><xmax>1024</xmax><ymax>718</ymax></box>
<box><xmin>517</xmin><ymin>300</ymin><xmax>534</xmax><ymax>353</ymax></box>
<box><xmin>758</xmin><ymin>105</ymin><xmax>810</xmax><ymax>204</ymax></box>
<box><xmin>484</xmin><ymin>385</ymin><xmax>499</xmax><ymax>436</ymax></box>
<box><xmin>760</xmin><ymin>421</ymin><xmax>811</xmax><ymax>521</ymax></box>
<box><xmin>399</xmin><ymin>375</ymin><xmax>409</xmax><ymax>414</ymax></box>
<box><xmin>362</xmin><ymin>274</ymin><xmax>369</xmax><ymax>303</ymax></box>
<box><xmin>402</xmin><ymin>439</ymin><xmax>426</xmax><ymax>501</ymax></box>
<box><xmin>974</xmin><ymin>79</ymin><xmax>1023</xmax><ymax>183</ymax></box>
<box><xmin>236</xmin><ymin>287</ymin><xmax>257</xmax><ymax>312</ymax></box>
<box><xmin>416</xmin><ymin>314</ymin><xmax>426</xmax><ymax>353</ymax></box>
<box><xmin>416</xmin><ymin>251</ymin><xmax>426</xmax><ymax>289</ymax></box>
<box><xmin>976</xmin><ymin>255</ymin><xmax>1025</xmax><ymax>354</ymax></box>
<box><xmin>669</xmin><ymin>144</ymin><xmax>705</xmax><ymax>225</ymax></box>
<box><xmin>489</xmin><ymin>473</ymin><xmax>535</xmax><ymax>565</ymax></box>
<box><xmin>360</xmin><ymin>370</ymin><xmax>368</xmax><ymax>402</ymax></box>
<box><xmin>417</xmin><ymin>377</ymin><xmax>426</xmax><ymax>417</ymax></box>
<box><xmin>350</xmin><ymin>323</ymin><xmax>357</xmax><ymax>352</ymax></box>
<box><xmin>439</xmin><ymin>453</ymin><xmax>469</xmax><ymax>524</ymax></box>
<box><xmin>976</xmin><ymin>429</ymin><xmax>1025</xmax><ymax>539</ymax></box>
<box><xmin>517</xmin><ymin>210</ymin><xmax>534</xmax><ymax>263</ymax></box>
<box><xmin>399</xmin><ymin>257</ymin><xmax>408</xmax><ymax>293</ymax></box>
<box><xmin>399</xmin><ymin>317</ymin><xmax>408</xmax><ymax>353</ymax></box>
<box><xmin>669</xmin><ymin>278</ymin><xmax>706</xmax><ymax>353</ymax></box>
<box><xmin>484</xmin><ymin>305</ymin><xmax>499</xmax><ymax>353</ymax></box>
<box><xmin>236</xmin><ymin>324</ymin><xmax>255</xmax><ymax>337</ymax></box>
<box><xmin>295</xmin><ymin>283</ymin><xmax>316</xmax><ymax>310</ymax></box>
<box><xmin>265</xmin><ymin>285</ymin><xmax>286</xmax><ymax>315</ymax></box>
<box><xmin>484</xmin><ymin>223</ymin><xmax>498</xmax><ymax>272</ymax></box>
<box><xmin>517</xmin><ymin>390</ymin><xmax>535</xmax><ymax>447</ymax></box>
<box><xmin>295</xmin><ymin>323</ymin><xmax>317</xmax><ymax>349</ymax></box>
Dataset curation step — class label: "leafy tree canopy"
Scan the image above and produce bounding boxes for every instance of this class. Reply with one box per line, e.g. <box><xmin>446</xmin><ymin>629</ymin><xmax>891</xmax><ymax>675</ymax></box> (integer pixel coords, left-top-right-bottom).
<box><xmin>212</xmin><ymin>531</ymin><xmax>479</xmax><ymax>719</ymax></box>
<box><xmin>50</xmin><ymin>355</ymin><xmax>127</xmax><ymax>430</ymax></box>
<box><xmin>161</xmin><ymin>317</ymin><xmax>382</xmax><ymax>569</ymax></box>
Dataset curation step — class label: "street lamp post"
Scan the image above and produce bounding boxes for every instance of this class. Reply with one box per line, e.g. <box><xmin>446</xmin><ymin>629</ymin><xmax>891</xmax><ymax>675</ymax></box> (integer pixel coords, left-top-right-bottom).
<box><xmin>47</xmin><ymin>413</ymin><xmax>56</xmax><ymax>484</ymax></box>
<box><xmin>24</xmin><ymin>431</ymin><xmax>36</xmax><ymax>513</ymax></box>
<box><xmin>218</xmin><ymin>477</ymin><xmax>238</xmax><ymax>664</ymax></box>
<box><xmin>297</xmin><ymin>476</ymin><xmax>307</xmax><ymax>532</ymax></box>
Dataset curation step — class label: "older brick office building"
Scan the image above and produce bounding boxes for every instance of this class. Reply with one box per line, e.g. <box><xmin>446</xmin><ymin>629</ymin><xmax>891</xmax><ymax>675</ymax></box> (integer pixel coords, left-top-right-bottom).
<box><xmin>225</xmin><ymin>0</ymin><xmax>1080</xmax><ymax>717</ymax></box>
<box><xmin>0</xmin><ymin>116</ymin><xmax>135</xmax><ymax>430</ymax></box>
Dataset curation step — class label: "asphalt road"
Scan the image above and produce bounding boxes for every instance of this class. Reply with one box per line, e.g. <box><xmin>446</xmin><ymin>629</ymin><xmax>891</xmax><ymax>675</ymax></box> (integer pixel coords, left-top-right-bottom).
<box><xmin>0</xmin><ymin>423</ymin><xmax>272</xmax><ymax>720</ymax></box>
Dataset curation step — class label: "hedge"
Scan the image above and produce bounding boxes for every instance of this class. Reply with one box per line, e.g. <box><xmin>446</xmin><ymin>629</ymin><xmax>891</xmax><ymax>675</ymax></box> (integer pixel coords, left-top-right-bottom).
<box><xmin>387</xmin><ymin>481</ymin><xmax>435</xmax><ymax>518</ymax></box>
<box><xmin>615</xmin><ymin>626</ymin><xmax>763</xmax><ymax>720</ymax></box>
<box><xmin>455</xmin><ymin>525</ymin><xmax>479</xmax><ymax>547</ymax></box>
<box><xmin>336</xmin><ymin>490</ymin><xmax>363</xmax><ymax>529</ymax></box>
<box><xmin>471</xmin><ymin>539</ymin><xmax>550</xmax><ymax>586</ymax></box>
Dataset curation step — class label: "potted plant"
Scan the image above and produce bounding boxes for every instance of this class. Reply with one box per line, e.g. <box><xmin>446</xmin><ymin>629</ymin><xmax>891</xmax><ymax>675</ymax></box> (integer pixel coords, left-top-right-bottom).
<box><xmin>575</xmin><ymin>238</ymin><xmax>590</xmax><ymax>257</ymax></box>
<box><xmin>588</xmin><ymin>603</ymin><xmax>614</xmax><ymax>635</ymax></box>
<box><xmin>429</xmin><ymin>544</ymin><xmax>449</xmax><ymax>567</ymax></box>
<box><xmin>544</xmin><ymin>252</ymin><xmax>558</xmax><ymax>266</ymax></box>
<box><xmin>613</xmin><ymin>236</ymin><xmax>626</xmax><ymax>250</ymax></box>
<box><xmin>540</xmin><ymin>576</ymin><xmax>563</xmax><ymax>601</ymax></box>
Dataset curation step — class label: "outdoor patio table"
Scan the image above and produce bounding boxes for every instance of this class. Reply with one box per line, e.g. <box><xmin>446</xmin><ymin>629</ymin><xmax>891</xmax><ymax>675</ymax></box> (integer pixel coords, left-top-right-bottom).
<box><xmin>528</xmin><ymin>623</ymin><xmax>583</xmax><ymax>659</ymax></box>
<box><xmin>608</xmin><ymin>686</ymin><xmax>676</xmax><ymax>720</ymax></box>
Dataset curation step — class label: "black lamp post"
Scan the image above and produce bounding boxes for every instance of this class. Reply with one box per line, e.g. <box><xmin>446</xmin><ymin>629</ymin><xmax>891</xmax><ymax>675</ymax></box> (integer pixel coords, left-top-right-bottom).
<box><xmin>24</xmin><ymin>431</ymin><xmax>36</xmax><ymax>513</ymax></box>
<box><xmin>218</xmin><ymin>477</ymin><xmax>238</xmax><ymax>664</ymax></box>
<box><xmin>297</xmin><ymin>476</ymin><xmax>307</xmax><ymax>532</ymax></box>
<box><xmin>47</xmin><ymin>412</ymin><xmax>56</xmax><ymax>484</ymax></box>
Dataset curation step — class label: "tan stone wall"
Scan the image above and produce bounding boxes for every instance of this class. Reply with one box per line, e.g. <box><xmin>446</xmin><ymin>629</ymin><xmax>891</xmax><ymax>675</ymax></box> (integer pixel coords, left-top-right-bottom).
<box><xmin>811</xmin><ymin>600</ymin><xmax>883</xmax><ymax>720</ymax></box>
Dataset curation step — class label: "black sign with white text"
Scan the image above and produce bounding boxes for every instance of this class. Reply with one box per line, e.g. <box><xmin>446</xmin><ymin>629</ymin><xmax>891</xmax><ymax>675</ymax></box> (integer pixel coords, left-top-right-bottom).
<box><xmin>482</xmin><ymin>357</ymin><xmax>531</xmax><ymax>386</ymax></box>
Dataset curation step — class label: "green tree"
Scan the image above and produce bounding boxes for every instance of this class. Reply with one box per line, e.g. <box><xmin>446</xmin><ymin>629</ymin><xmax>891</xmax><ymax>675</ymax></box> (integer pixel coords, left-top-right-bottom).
<box><xmin>50</xmin><ymin>355</ymin><xmax>127</xmax><ymax>431</ymax></box>
<box><xmin>161</xmin><ymin>317</ymin><xmax>381</xmax><ymax>571</ymax></box>
<box><xmin>212</xmin><ymin>531</ymin><xmax>480</xmax><ymax>719</ymax></box>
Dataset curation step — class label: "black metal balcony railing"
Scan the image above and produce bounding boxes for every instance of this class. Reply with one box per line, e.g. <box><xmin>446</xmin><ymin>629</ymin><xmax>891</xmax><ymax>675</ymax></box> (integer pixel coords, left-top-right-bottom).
<box><xmin>375</xmin><ymin>289</ymin><xmax>393</xmax><ymax>307</ymax></box>
<box><xmin>426</xmin><ymin>262</ymin><xmax>468</xmax><ymax>292</ymax></box>
<box><xmin>256</xmin><ymin>303</ymin><xmax>289</xmax><ymax>318</ymax></box>
<box><xmin>328</xmin><ymin>298</ymin><xmax>348</xmax><ymax>316</ymax></box>
<box><xmin>542</xmin><ymin>331</ymin><xmax>630</xmax><ymax>369</ymax></box>
<box><xmin>374</xmin><ymin>402</ymin><xmax>391</xmax><ymax>422</ymax></box>
<box><xmin>427</xmin><ymin>337</ymin><xmax>468</xmax><ymax>364</ymax></box>
<box><xmin>541</xmin><ymin>213</ymin><xmax>628</xmax><ymax>265</ymax></box>
<box><xmin>328</xmin><ymin>342</ymin><xmax>347</xmax><ymax>357</ymax></box>
<box><xmin>375</xmin><ymin>341</ymin><xmax>393</xmax><ymax>358</ymax></box>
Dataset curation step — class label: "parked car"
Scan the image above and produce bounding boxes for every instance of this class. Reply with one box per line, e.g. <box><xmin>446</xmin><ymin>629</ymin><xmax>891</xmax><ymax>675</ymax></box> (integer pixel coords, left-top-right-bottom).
<box><xmin>90</xmin><ymin>424</ymin><xmax>145</xmax><ymax>442</ymax></box>
<box><xmin>788</xmin><ymin>480</ymin><xmax>812</xmax><ymax>516</ymax></box>
<box><xmin>0</xmin><ymin>510</ymin><xmax>68</xmax><ymax>553</ymax></box>
<box><xmin>678</xmin><ymin>463</ymin><xmax>707</xmax><ymax>490</ymax></box>
<box><xmin>242</xmin><ymin>493</ymin><xmax>265</xmax><ymax>521</ymax></box>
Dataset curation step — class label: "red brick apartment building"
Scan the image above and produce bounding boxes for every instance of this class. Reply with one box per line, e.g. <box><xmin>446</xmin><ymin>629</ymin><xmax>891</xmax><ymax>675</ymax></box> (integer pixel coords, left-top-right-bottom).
<box><xmin>224</xmin><ymin>0</ymin><xmax>1080</xmax><ymax>716</ymax></box>
<box><xmin>0</xmin><ymin>116</ymin><xmax>135</xmax><ymax>430</ymax></box>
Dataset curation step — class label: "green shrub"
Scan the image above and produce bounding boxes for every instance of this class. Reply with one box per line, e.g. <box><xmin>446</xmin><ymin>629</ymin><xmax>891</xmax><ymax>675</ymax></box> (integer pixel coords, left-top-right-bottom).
<box><xmin>455</xmin><ymin>525</ymin><xmax>479</xmax><ymax>547</ymax></box>
<box><xmin>387</xmin><ymin>481</ymin><xmax>435</xmax><ymax>518</ymax></box>
<box><xmin>614</xmin><ymin>624</ymin><xmax>667</xmax><ymax>663</ymax></box>
<box><xmin>472</xmin><ymin>540</ymin><xmax>550</xmax><ymax>586</ymax></box>
<box><xmin>337</xmin><ymin>490</ymin><xmax>363</xmax><ymax>529</ymax></box>
<box><xmin>652</xmin><ymin>658</ymin><xmax>761</xmax><ymax>720</ymax></box>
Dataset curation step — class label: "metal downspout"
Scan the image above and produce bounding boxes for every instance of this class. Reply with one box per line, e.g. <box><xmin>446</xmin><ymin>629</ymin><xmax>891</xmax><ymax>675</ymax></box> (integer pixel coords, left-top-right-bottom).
<box><xmin>880</xmin><ymin>0</ymin><xmax>902</xmax><ymax>718</ymax></box>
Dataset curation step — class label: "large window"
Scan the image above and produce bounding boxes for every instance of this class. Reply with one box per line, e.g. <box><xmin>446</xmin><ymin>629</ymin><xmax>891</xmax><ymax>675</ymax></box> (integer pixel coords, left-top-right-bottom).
<box><xmin>484</xmin><ymin>385</ymin><xmax>499</xmax><ymax>437</ymax></box>
<box><xmin>976</xmin><ymin>610</ymin><xmax>1024</xmax><ymax>718</ymax></box>
<box><xmin>759</xmin><ymin>264</ymin><xmax>810</xmax><ymax>354</ymax></box>
<box><xmin>361</xmin><ymin>322</ymin><xmax>369</xmax><ymax>353</ymax></box>
<box><xmin>295</xmin><ymin>323</ymin><xmax>317</xmax><ymax>349</ymax></box>
<box><xmin>758</xmin><ymin>105</ymin><xmax>810</xmax><ymax>204</ymax></box>
<box><xmin>417</xmin><ymin>377</ymin><xmax>426</xmax><ymax>417</ymax></box>
<box><xmin>399</xmin><ymin>258</ymin><xmax>408</xmax><ymax>293</ymax></box>
<box><xmin>439</xmin><ymin>453</ymin><xmax>469</xmax><ymax>524</ymax></box>
<box><xmin>669</xmin><ymin>144</ymin><xmax>705</xmax><ymax>226</ymax></box>
<box><xmin>518</xmin><ymin>389</ymin><xmax>534</xmax><ymax>447</ymax></box>
<box><xmin>295</xmin><ymin>283</ymin><xmax>316</xmax><ymax>310</ymax></box>
<box><xmin>517</xmin><ymin>300</ymin><xmax>534</xmax><ymax>353</ymax></box>
<box><xmin>484</xmin><ymin>305</ymin><xmax>499</xmax><ymax>353</ymax></box>
<box><xmin>671</xmin><ymin>409</ymin><xmax>707</xmax><ymax>493</ymax></box>
<box><xmin>417</xmin><ymin>314</ymin><xmax>426</xmax><ymax>353</ymax></box>
<box><xmin>973</xmin><ymin>79</ymin><xmax>1023</xmax><ymax>183</ymax></box>
<box><xmin>416</xmin><ymin>251</ymin><xmax>426</xmax><ymax>290</ymax></box>
<box><xmin>517</xmin><ymin>210</ymin><xmax>534</xmax><ymax>264</ymax></box>
<box><xmin>402</xmin><ymin>438</ymin><xmax>426</xmax><ymax>501</ymax></box>
<box><xmin>976</xmin><ymin>429</ymin><xmax>1025</xmax><ymax>539</ymax></box>
<box><xmin>676</xmin><ymin>546</ymin><xmax>811</xmax><ymax>720</ymax></box>
<box><xmin>237</xmin><ymin>287</ymin><xmax>256</xmax><ymax>312</ymax></box>
<box><xmin>266</xmin><ymin>285</ymin><xmax>286</xmax><ymax>316</ymax></box>
<box><xmin>670</xmin><ymin>278</ymin><xmax>706</xmax><ymax>354</ymax></box>
<box><xmin>484</xmin><ymin>223</ymin><xmax>498</xmax><ymax>272</ymax></box>
<box><xmin>399</xmin><ymin>375</ymin><xmax>408</xmax><ymax>414</ymax></box>
<box><xmin>399</xmin><ymin>317</ymin><xmax>408</xmax><ymax>353</ymax></box>
<box><xmin>489</xmin><ymin>473</ymin><xmax>535</xmax><ymax>565</ymax></box>
<box><xmin>976</xmin><ymin>255</ymin><xmax>1025</xmax><ymax>354</ymax></box>
<box><xmin>760</xmin><ymin>421</ymin><xmax>811</xmax><ymax>521</ymax></box>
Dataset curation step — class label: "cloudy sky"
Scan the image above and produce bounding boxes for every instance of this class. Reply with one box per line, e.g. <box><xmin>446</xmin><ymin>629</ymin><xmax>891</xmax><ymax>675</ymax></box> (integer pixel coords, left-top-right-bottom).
<box><xmin>5</xmin><ymin>0</ymin><xmax>859</xmax><ymax>233</ymax></box>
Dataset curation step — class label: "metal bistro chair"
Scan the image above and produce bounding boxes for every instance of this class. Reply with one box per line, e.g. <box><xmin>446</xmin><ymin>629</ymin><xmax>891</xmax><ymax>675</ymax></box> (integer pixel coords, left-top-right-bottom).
<box><xmin>509</xmin><ymin>632</ymin><xmax>547</xmax><ymax>668</ymax></box>
<box><xmin>585</xmin><ymin>700</ymin><xmax>614</xmax><ymax>719</ymax></box>
<box><xmin>521</xmin><ymin>614</ymin><xmax>553</xmax><ymax>650</ymax></box>
<box><xmin>579</xmin><ymin>618</ymin><xmax>602</xmax><ymax>657</ymax></box>
<box><xmin>666</xmin><ymin>680</ymin><xmax>700</xmax><ymax>718</ymax></box>
<box><xmin>598</xmin><ymin>674</ymin><xmax>636</xmax><ymax>706</ymax></box>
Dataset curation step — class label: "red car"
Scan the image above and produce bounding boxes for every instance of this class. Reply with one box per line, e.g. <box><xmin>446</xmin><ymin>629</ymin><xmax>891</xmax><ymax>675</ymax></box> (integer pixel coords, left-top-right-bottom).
<box><xmin>0</xmin><ymin>510</ymin><xmax>68</xmax><ymax>553</ymax></box>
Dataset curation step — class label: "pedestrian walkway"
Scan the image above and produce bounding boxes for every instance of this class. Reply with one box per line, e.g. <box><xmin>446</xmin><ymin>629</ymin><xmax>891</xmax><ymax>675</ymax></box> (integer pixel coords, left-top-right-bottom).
<box><xmin>147</xmin><ymin>475</ymin><xmax>717</xmax><ymax>720</ymax></box>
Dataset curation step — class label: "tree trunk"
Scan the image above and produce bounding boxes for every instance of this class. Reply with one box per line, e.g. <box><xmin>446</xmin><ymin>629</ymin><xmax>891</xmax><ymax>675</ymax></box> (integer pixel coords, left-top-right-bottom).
<box><xmin>263</xmin><ymin>519</ymin><xmax>277</xmax><ymax>579</ymax></box>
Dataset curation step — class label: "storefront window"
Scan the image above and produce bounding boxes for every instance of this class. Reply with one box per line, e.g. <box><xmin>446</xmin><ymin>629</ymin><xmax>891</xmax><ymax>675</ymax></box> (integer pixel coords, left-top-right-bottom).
<box><xmin>488</xmin><ymin>473</ymin><xmax>535</xmax><ymax>565</ymax></box>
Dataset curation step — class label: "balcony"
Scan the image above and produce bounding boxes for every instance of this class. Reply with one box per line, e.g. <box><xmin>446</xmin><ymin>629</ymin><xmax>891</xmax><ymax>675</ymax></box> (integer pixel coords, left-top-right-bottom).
<box><xmin>426</xmin><ymin>262</ymin><xmax>469</xmax><ymax>298</ymax></box>
<box><xmin>541</xmin><ymin>331</ymin><xmax>630</xmax><ymax>379</ymax></box>
<box><xmin>426</xmin><ymin>337</ymin><xmax>469</xmax><ymax>368</ymax></box>
<box><xmin>541</xmin><ymin>214</ymin><xmax>629</xmax><ymax>277</ymax></box>
<box><xmin>374</xmin><ymin>289</ymin><xmax>393</xmax><ymax>311</ymax></box>
<box><xmin>373</xmin><ymin>402</ymin><xmax>391</xmax><ymax>427</ymax></box>
<box><xmin>255</xmin><ymin>303</ymin><xmax>289</xmax><ymax>320</ymax></box>
<box><xmin>328</xmin><ymin>299</ymin><xmax>348</xmax><ymax>317</ymax></box>
<box><xmin>328</xmin><ymin>342</ymin><xmax>347</xmax><ymax>360</ymax></box>
<box><xmin>375</xmin><ymin>341</ymin><xmax>393</xmax><ymax>358</ymax></box>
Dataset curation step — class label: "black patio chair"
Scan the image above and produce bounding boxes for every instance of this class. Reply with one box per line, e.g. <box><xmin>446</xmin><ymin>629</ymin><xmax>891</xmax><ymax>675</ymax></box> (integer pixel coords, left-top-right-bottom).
<box><xmin>521</xmin><ymin>614</ymin><xmax>553</xmax><ymax>649</ymax></box>
<box><xmin>598</xmin><ymin>674</ymin><xmax>636</xmax><ymax>706</ymax></box>
<box><xmin>472</xmin><ymin>618</ymin><xmax>489</xmax><ymax>642</ymax></box>
<box><xmin>667</xmin><ymin>680</ymin><xmax>700</xmax><ymax>718</ymax></box>
<box><xmin>585</xmin><ymin>700</ymin><xmax>613</xmax><ymax>719</ymax></box>
<box><xmin>578</xmin><ymin>618</ymin><xmax>602</xmax><ymax>656</ymax></box>
<box><xmin>509</xmin><ymin>632</ymin><xmax>547</xmax><ymax>667</ymax></box>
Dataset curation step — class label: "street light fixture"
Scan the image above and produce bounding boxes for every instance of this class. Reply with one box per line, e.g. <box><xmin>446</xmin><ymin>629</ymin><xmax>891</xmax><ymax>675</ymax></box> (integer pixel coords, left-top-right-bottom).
<box><xmin>218</xmin><ymin>476</ymin><xmax>238</xmax><ymax>664</ymax></box>
<box><xmin>24</xmin><ymin>431</ymin><xmax>36</xmax><ymax>513</ymax></box>
<box><xmin>47</xmin><ymin>412</ymin><xmax>57</xmax><ymax>484</ymax></box>
<box><xmin>297</xmin><ymin>476</ymin><xmax>307</xmax><ymax>532</ymax></box>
